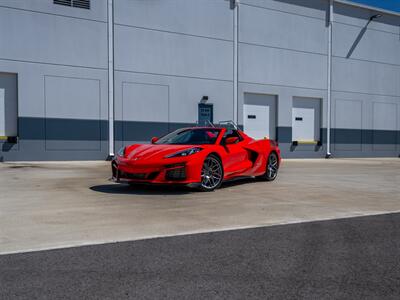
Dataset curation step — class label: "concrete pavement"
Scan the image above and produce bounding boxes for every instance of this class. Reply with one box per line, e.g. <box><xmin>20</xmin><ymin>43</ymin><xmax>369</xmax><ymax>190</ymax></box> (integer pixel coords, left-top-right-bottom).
<box><xmin>0</xmin><ymin>158</ymin><xmax>399</xmax><ymax>254</ymax></box>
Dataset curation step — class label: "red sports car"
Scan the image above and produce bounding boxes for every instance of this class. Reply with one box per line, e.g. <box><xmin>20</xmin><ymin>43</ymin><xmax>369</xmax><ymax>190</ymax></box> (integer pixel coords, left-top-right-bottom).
<box><xmin>112</xmin><ymin>125</ymin><xmax>281</xmax><ymax>191</ymax></box>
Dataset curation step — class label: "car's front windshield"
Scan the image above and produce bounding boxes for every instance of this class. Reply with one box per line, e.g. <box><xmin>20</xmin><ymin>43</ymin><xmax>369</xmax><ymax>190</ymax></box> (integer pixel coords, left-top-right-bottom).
<box><xmin>155</xmin><ymin>128</ymin><xmax>221</xmax><ymax>145</ymax></box>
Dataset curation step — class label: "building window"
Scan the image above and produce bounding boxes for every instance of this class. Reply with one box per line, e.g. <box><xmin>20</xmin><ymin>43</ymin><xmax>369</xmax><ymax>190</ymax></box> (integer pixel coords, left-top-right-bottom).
<box><xmin>54</xmin><ymin>0</ymin><xmax>90</xmax><ymax>10</ymax></box>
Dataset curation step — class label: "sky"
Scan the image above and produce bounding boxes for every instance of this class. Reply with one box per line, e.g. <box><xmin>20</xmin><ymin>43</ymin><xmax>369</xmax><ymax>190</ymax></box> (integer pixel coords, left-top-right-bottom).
<box><xmin>350</xmin><ymin>0</ymin><xmax>400</xmax><ymax>12</ymax></box>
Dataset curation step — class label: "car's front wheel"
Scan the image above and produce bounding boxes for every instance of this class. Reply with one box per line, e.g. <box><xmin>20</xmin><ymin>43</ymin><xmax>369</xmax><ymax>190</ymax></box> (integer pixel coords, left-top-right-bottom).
<box><xmin>199</xmin><ymin>154</ymin><xmax>223</xmax><ymax>191</ymax></box>
<box><xmin>257</xmin><ymin>152</ymin><xmax>279</xmax><ymax>181</ymax></box>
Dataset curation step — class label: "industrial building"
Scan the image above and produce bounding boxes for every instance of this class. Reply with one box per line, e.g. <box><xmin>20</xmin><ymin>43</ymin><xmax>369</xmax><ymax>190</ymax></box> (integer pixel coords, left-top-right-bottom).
<box><xmin>0</xmin><ymin>0</ymin><xmax>399</xmax><ymax>161</ymax></box>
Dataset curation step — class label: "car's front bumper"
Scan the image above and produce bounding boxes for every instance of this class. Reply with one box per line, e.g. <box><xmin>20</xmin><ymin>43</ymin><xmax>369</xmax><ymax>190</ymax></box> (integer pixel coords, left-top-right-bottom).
<box><xmin>111</xmin><ymin>156</ymin><xmax>203</xmax><ymax>186</ymax></box>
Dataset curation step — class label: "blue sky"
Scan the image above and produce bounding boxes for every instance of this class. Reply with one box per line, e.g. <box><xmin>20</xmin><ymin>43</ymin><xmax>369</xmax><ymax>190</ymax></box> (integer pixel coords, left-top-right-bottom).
<box><xmin>350</xmin><ymin>0</ymin><xmax>400</xmax><ymax>12</ymax></box>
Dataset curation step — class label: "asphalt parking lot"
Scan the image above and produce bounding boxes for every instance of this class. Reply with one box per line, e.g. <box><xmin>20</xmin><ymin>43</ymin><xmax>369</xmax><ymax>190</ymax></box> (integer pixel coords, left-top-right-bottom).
<box><xmin>0</xmin><ymin>158</ymin><xmax>399</xmax><ymax>254</ymax></box>
<box><xmin>1</xmin><ymin>213</ymin><xmax>400</xmax><ymax>299</ymax></box>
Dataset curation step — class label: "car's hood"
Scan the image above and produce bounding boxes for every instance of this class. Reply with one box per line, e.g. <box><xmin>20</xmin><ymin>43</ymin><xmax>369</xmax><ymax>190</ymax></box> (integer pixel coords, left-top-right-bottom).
<box><xmin>125</xmin><ymin>144</ymin><xmax>199</xmax><ymax>160</ymax></box>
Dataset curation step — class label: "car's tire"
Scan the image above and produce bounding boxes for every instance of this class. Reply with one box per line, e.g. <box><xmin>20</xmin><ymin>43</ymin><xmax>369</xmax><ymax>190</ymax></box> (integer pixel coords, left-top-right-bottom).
<box><xmin>257</xmin><ymin>152</ymin><xmax>279</xmax><ymax>182</ymax></box>
<box><xmin>199</xmin><ymin>154</ymin><xmax>224</xmax><ymax>192</ymax></box>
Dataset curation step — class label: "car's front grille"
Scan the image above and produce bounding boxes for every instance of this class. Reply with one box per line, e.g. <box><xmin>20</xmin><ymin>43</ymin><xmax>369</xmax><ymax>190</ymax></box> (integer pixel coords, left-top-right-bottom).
<box><xmin>124</xmin><ymin>172</ymin><xmax>147</xmax><ymax>180</ymax></box>
<box><xmin>118</xmin><ymin>169</ymin><xmax>159</xmax><ymax>180</ymax></box>
<box><xmin>165</xmin><ymin>167</ymin><xmax>186</xmax><ymax>181</ymax></box>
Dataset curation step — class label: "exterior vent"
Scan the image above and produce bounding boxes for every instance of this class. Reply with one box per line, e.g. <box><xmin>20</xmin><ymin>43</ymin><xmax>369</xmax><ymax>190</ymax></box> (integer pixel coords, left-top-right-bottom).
<box><xmin>54</xmin><ymin>0</ymin><xmax>71</xmax><ymax>7</ymax></box>
<box><xmin>73</xmin><ymin>0</ymin><xmax>90</xmax><ymax>9</ymax></box>
<box><xmin>54</xmin><ymin>0</ymin><xmax>90</xmax><ymax>9</ymax></box>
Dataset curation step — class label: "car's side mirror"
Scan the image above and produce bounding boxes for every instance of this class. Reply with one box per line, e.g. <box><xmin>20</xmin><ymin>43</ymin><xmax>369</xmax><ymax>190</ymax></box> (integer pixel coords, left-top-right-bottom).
<box><xmin>151</xmin><ymin>137</ymin><xmax>159</xmax><ymax>144</ymax></box>
<box><xmin>225</xmin><ymin>136</ymin><xmax>239</xmax><ymax>145</ymax></box>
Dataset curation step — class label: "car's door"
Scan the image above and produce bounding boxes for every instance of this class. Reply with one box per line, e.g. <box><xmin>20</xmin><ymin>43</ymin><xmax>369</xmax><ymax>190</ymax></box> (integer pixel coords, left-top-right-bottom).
<box><xmin>221</xmin><ymin>130</ymin><xmax>252</xmax><ymax>176</ymax></box>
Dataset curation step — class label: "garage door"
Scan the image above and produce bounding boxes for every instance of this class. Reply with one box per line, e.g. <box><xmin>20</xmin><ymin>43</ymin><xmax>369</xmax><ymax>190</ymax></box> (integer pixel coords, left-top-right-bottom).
<box><xmin>243</xmin><ymin>93</ymin><xmax>276</xmax><ymax>140</ymax></box>
<box><xmin>292</xmin><ymin>97</ymin><xmax>321</xmax><ymax>142</ymax></box>
<box><xmin>0</xmin><ymin>73</ymin><xmax>18</xmax><ymax>138</ymax></box>
<box><xmin>244</xmin><ymin>104</ymin><xmax>269</xmax><ymax>140</ymax></box>
<box><xmin>292</xmin><ymin>107</ymin><xmax>315</xmax><ymax>141</ymax></box>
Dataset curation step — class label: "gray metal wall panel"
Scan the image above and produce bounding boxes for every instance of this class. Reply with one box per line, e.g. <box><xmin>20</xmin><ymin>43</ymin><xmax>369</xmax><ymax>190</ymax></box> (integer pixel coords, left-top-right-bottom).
<box><xmin>114</xmin><ymin>0</ymin><xmax>233</xmax><ymax>41</ymax></box>
<box><xmin>333</xmin><ymin>3</ymin><xmax>400</xmax><ymax>35</ymax></box>
<box><xmin>44</xmin><ymin>76</ymin><xmax>101</xmax><ymax>120</ymax></box>
<box><xmin>0</xmin><ymin>60</ymin><xmax>108</xmax><ymax>119</ymax></box>
<box><xmin>334</xmin><ymin>99</ymin><xmax>362</xmax><ymax>150</ymax></box>
<box><xmin>114</xmin><ymin>71</ymin><xmax>234</xmax><ymax>126</ymax></box>
<box><xmin>114</xmin><ymin>26</ymin><xmax>233</xmax><ymax>81</ymax></box>
<box><xmin>0</xmin><ymin>6</ymin><xmax>108</xmax><ymax>69</ymax></box>
<box><xmin>240</xmin><ymin>0</ymin><xmax>327</xmax><ymax>20</ymax></box>
<box><xmin>333</xmin><ymin>22</ymin><xmax>400</xmax><ymax>66</ymax></box>
<box><xmin>0</xmin><ymin>0</ymin><xmax>107</xmax><ymax>22</ymax></box>
<box><xmin>373</xmin><ymin>102</ymin><xmax>398</xmax><ymax>130</ymax></box>
<box><xmin>44</xmin><ymin>76</ymin><xmax>101</xmax><ymax>150</ymax></box>
<box><xmin>332</xmin><ymin>57</ymin><xmax>400</xmax><ymax>96</ymax></box>
<box><xmin>239</xmin><ymin>43</ymin><xmax>327</xmax><ymax>90</ymax></box>
<box><xmin>331</xmin><ymin>0</ymin><xmax>400</xmax><ymax>147</ymax></box>
<box><xmin>240</xmin><ymin>3</ymin><xmax>327</xmax><ymax>54</ymax></box>
<box><xmin>331</xmin><ymin>91</ymin><xmax>400</xmax><ymax>130</ymax></box>
<box><xmin>372</xmin><ymin>102</ymin><xmax>397</xmax><ymax>151</ymax></box>
<box><xmin>334</xmin><ymin>99</ymin><xmax>363</xmax><ymax>130</ymax></box>
<box><xmin>0</xmin><ymin>140</ymin><xmax>108</xmax><ymax>161</ymax></box>
<box><xmin>122</xmin><ymin>82</ymin><xmax>169</xmax><ymax>123</ymax></box>
<box><xmin>0</xmin><ymin>58</ymin><xmax>108</xmax><ymax>160</ymax></box>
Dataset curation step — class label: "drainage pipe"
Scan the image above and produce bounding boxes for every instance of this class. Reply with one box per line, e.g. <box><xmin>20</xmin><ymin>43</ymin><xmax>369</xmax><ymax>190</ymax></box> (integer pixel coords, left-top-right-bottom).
<box><xmin>233</xmin><ymin>0</ymin><xmax>239</xmax><ymax>124</ymax></box>
<box><xmin>108</xmin><ymin>0</ymin><xmax>115</xmax><ymax>158</ymax></box>
<box><xmin>326</xmin><ymin>0</ymin><xmax>333</xmax><ymax>158</ymax></box>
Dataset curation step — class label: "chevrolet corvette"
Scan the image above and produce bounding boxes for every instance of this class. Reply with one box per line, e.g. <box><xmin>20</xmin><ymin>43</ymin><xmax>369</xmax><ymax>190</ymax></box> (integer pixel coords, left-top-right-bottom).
<box><xmin>111</xmin><ymin>124</ymin><xmax>281</xmax><ymax>191</ymax></box>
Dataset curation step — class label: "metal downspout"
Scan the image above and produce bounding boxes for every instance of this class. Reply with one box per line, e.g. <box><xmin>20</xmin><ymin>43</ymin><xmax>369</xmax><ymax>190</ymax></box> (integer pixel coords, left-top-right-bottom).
<box><xmin>326</xmin><ymin>0</ymin><xmax>333</xmax><ymax>158</ymax></box>
<box><xmin>107</xmin><ymin>0</ymin><xmax>115</xmax><ymax>158</ymax></box>
<box><xmin>233</xmin><ymin>0</ymin><xmax>239</xmax><ymax>124</ymax></box>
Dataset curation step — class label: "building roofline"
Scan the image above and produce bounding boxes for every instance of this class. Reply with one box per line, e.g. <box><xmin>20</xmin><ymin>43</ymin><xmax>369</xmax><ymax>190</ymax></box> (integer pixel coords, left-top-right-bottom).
<box><xmin>335</xmin><ymin>0</ymin><xmax>400</xmax><ymax>18</ymax></box>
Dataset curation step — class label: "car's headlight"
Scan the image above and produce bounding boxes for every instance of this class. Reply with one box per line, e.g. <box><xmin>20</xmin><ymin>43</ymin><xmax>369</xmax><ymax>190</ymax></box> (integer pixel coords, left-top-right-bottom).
<box><xmin>165</xmin><ymin>147</ymin><xmax>203</xmax><ymax>158</ymax></box>
<box><xmin>117</xmin><ymin>147</ymin><xmax>126</xmax><ymax>157</ymax></box>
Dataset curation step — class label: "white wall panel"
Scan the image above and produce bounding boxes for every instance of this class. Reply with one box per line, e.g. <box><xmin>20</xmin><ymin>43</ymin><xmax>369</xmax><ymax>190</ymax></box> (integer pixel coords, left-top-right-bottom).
<box><xmin>240</xmin><ymin>43</ymin><xmax>327</xmax><ymax>90</ymax></box>
<box><xmin>45</xmin><ymin>76</ymin><xmax>100</xmax><ymax>120</ymax></box>
<box><xmin>115</xmin><ymin>0</ymin><xmax>233</xmax><ymax>41</ymax></box>
<box><xmin>0</xmin><ymin>0</ymin><xmax>107</xmax><ymax>22</ymax></box>
<box><xmin>114</xmin><ymin>71</ymin><xmax>234</xmax><ymax>124</ymax></box>
<box><xmin>333</xmin><ymin>23</ymin><xmax>400</xmax><ymax>65</ymax></box>
<box><xmin>334</xmin><ymin>3</ymin><xmax>400</xmax><ymax>35</ymax></box>
<box><xmin>122</xmin><ymin>82</ymin><xmax>169</xmax><ymax>123</ymax></box>
<box><xmin>240</xmin><ymin>4</ymin><xmax>327</xmax><ymax>54</ymax></box>
<box><xmin>332</xmin><ymin>57</ymin><xmax>400</xmax><ymax>96</ymax></box>
<box><xmin>115</xmin><ymin>26</ymin><xmax>233</xmax><ymax>81</ymax></box>
<box><xmin>240</xmin><ymin>0</ymin><xmax>327</xmax><ymax>19</ymax></box>
<box><xmin>373</xmin><ymin>102</ymin><xmax>397</xmax><ymax>130</ymax></box>
<box><xmin>0</xmin><ymin>7</ymin><xmax>107</xmax><ymax>69</ymax></box>
<box><xmin>334</xmin><ymin>99</ymin><xmax>362</xmax><ymax>129</ymax></box>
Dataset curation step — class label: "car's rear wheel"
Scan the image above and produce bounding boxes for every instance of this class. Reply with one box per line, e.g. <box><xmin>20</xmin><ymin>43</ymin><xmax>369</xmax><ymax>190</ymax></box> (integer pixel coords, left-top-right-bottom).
<box><xmin>257</xmin><ymin>152</ymin><xmax>279</xmax><ymax>181</ymax></box>
<box><xmin>199</xmin><ymin>155</ymin><xmax>223</xmax><ymax>191</ymax></box>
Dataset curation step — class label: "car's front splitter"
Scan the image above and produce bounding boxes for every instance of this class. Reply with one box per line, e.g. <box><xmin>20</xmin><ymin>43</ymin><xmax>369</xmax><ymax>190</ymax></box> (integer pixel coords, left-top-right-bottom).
<box><xmin>110</xmin><ymin>176</ymin><xmax>201</xmax><ymax>188</ymax></box>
